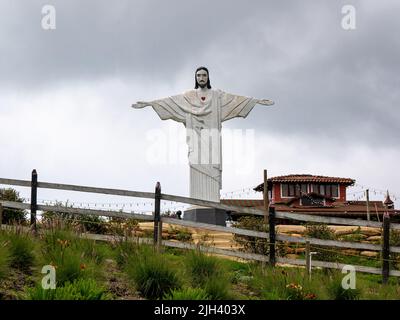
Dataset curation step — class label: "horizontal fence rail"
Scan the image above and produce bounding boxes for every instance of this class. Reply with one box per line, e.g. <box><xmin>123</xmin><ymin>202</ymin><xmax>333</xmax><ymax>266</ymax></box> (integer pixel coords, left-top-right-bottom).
<box><xmin>277</xmin><ymin>257</ymin><xmax>400</xmax><ymax>277</ymax></box>
<box><xmin>0</xmin><ymin>200</ymin><xmax>154</xmax><ymax>221</ymax></box>
<box><xmin>161</xmin><ymin>193</ymin><xmax>266</xmax><ymax>216</ymax></box>
<box><xmin>162</xmin><ymin>217</ymin><xmax>269</xmax><ymax>239</ymax></box>
<box><xmin>1</xmin><ymin>173</ymin><xmax>400</xmax><ymax>281</ymax></box>
<box><xmin>276</xmin><ymin>211</ymin><xmax>400</xmax><ymax>230</ymax></box>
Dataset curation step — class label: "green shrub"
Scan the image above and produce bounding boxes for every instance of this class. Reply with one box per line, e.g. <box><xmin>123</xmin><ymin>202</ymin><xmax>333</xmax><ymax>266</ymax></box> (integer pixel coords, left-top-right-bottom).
<box><xmin>109</xmin><ymin>218</ymin><xmax>139</xmax><ymax>237</ymax></box>
<box><xmin>125</xmin><ymin>246</ymin><xmax>181</xmax><ymax>299</ymax></box>
<box><xmin>166</xmin><ymin>226</ymin><xmax>193</xmax><ymax>242</ymax></box>
<box><xmin>5</xmin><ymin>229</ymin><xmax>35</xmax><ymax>271</ymax></box>
<box><xmin>304</xmin><ymin>223</ymin><xmax>338</xmax><ymax>262</ymax></box>
<box><xmin>185</xmin><ymin>250</ymin><xmax>220</xmax><ymax>286</ymax></box>
<box><xmin>28</xmin><ymin>278</ymin><xmax>109</xmax><ymax>300</ymax></box>
<box><xmin>0</xmin><ymin>188</ymin><xmax>27</xmax><ymax>224</ymax></box>
<box><xmin>328</xmin><ymin>277</ymin><xmax>361</xmax><ymax>300</ymax></box>
<box><xmin>164</xmin><ymin>287</ymin><xmax>210</xmax><ymax>300</ymax></box>
<box><xmin>233</xmin><ymin>216</ymin><xmax>269</xmax><ymax>255</ymax></box>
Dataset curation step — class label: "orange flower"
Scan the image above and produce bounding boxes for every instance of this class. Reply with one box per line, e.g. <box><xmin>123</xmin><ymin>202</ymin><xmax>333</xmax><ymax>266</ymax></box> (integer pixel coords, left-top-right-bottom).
<box><xmin>286</xmin><ymin>283</ymin><xmax>302</xmax><ymax>290</ymax></box>
<box><xmin>305</xmin><ymin>293</ymin><xmax>317</xmax><ymax>300</ymax></box>
<box><xmin>80</xmin><ymin>263</ymin><xmax>86</xmax><ymax>270</ymax></box>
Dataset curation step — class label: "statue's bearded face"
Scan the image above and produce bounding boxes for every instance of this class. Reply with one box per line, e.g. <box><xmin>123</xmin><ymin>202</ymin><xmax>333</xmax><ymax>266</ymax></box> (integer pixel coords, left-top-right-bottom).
<box><xmin>196</xmin><ymin>69</ymin><xmax>209</xmax><ymax>88</ymax></box>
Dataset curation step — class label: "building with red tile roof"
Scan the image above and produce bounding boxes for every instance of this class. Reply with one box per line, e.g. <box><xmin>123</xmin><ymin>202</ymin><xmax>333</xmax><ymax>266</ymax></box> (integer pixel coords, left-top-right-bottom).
<box><xmin>221</xmin><ymin>174</ymin><xmax>398</xmax><ymax>221</ymax></box>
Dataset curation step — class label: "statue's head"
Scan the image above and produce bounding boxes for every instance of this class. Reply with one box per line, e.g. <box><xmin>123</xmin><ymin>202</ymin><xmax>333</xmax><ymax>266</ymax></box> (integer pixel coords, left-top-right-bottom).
<box><xmin>195</xmin><ymin>66</ymin><xmax>211</xmax><ymax>89</ymax></box>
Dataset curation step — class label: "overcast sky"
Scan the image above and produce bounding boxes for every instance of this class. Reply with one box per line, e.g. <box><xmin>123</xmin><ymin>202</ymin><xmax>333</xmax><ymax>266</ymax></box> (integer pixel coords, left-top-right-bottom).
<box><xmin>0</xmin><ymin>0</ymin><xmax>399</xmax><ymax>211</ymax></box>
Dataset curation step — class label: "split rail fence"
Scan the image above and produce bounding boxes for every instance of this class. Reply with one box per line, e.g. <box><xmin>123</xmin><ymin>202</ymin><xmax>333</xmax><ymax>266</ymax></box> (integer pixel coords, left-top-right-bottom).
<box><xmin>1</xmin><ymin>170</ymin><xmax>399</xmax><ymax>284</ymax></box>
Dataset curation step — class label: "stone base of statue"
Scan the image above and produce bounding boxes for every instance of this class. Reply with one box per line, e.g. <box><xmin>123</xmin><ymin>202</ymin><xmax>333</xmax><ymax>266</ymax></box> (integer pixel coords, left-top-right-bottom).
<box><xmin>183</xmin><ymin>206</ymin><xmax>227</xmax><ymax>226</ymax></box>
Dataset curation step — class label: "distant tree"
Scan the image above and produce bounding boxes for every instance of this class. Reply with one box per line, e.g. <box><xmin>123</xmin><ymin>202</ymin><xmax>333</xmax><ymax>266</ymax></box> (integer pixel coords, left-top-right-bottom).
<box><xmin>0</xmin><ymin>188</ymin><xmax>27</xmax><ymax>224</ymax></box>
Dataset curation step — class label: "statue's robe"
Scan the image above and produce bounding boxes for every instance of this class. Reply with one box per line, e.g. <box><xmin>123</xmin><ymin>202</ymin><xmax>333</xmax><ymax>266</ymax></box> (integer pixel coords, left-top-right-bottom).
<box><xmin>145</xmin><ymin>89</ymin><xmax>258</xmax><ymax>202</ymax></box>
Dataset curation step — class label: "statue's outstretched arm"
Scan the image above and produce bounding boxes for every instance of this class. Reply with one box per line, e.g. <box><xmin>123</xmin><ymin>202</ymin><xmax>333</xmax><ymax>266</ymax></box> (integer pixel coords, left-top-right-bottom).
<box><xmin>131</xmin><ymin>101</ymin><xmax>152</xmax><ymax>109</ymax></box>
<box><xmin>255</xmin><ymin>99</ymin><xmax>275</xmax><ymax>106</ymax></box>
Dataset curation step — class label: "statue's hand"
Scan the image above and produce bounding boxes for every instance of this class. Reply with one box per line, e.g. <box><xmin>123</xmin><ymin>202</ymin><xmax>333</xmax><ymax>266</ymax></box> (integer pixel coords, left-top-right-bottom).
<box><xmin>257</xmin><ymin>99</ymin><xmax>275</xmax><ymax>106</ymax></box>
<box><xmin>131</xmin><ymin>101</ymin><xmax>149</xmax><ymax>109</ymax></box>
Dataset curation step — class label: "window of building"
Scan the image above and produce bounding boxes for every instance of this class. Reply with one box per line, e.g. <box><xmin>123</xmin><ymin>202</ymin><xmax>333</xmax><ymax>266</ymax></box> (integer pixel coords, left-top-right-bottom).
<box><xmin>311</xmin><ymin>184</ymin><xmax>319</xmax><ymax>193</ymax></box>
<box><xmin>289</xmin><ymin>184</ymin><xmax>295</xmax><ymax>196</ymax></box>
<box><xmin>282</xmin><ymin>184</ymin><xmax>289</xmax><ymax>197</ymax></box>
<box><xmin>325</xmin><ymin>184</ymin><xmax>339</xmax><ymax>198</ymax></box>
<box><xmin>331</xmin><ymin>184</ymin><xmax>339</xmax><ymax>197</ymax></box>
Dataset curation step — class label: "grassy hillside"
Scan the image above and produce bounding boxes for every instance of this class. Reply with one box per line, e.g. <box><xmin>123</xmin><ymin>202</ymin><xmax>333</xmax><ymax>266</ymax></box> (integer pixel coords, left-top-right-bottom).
<box><xmin>0</xmin><ymin>223</ymin><xmax>399</xmax><ymax>300</ymax></box>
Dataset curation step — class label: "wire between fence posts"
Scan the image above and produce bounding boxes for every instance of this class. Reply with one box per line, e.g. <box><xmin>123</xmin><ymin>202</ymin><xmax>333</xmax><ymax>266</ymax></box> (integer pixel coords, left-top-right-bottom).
<box><xmin>382</xmin><ymin>212</ymin><xmax>391</xmax><ymax>284</ymax></box>
<box><xmin>269</xmin><ymin>206</ymin><xmax>276</xmax><ymax>267</ymax></box>
<box><xmin>30</xmin><ymin>169</ymin><xmax>38</xmax><ymax>233</ymax></box>
<box><xmin>153</xmin><ymin>182</ymin><xmax>161</xmax><ymax>250</ymax></box>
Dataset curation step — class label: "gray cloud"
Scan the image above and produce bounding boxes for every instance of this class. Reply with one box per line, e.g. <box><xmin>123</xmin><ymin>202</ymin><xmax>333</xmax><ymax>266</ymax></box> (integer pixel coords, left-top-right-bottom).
<box><xmin>1</xmin><ymin>0</ymin><xmax>399</xmax><ymax>205</ymax></box>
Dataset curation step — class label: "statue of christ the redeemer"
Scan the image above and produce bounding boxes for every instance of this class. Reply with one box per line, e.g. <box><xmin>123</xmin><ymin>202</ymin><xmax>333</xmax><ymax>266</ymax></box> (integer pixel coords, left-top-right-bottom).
<box><xmin>132</xmin><ymin>66</ymin><xmax>274</xmax><ymax>203</ymax></box>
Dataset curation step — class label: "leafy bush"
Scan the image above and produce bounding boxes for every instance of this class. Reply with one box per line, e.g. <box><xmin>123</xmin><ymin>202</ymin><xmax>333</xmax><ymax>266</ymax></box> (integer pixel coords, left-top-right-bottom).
<box><xmin>125</xmin><ymin>246</ymin><xmax>181</xmax><ymax>299</ymax></box>
<box><xmin>389</xmin><ymin>230</ymin><xmax>400</xmax><ymax>269</ymax></box>
<box><xmin>233</xmin><ymin>216</ymin><xmax>269</xmax><ymax>255</ymax></box>
<box><xmin>0</xmin><ymin>188</ymin><xmax>27</xmax><ymax>224</ymax></box>
<box><xmin>108</xmin><ymin>218</ymin><xmax>139</xmax><ymax>237</ymax></box>
<box><xmin>166</xmin><ymin>226</ymin><xmax>193</xmax><ymax>242</ymax></box>
<box><xmin>28</xmin><ymin>278</ymin><xmax>109</xmax><ymax>300</ymax></box>
<box><xmin>304</xmin><ymin>223</ymin><xmax>338</xmax><ymax>262</ymax></box>
<box><xmin>164</xmin><ymin>287</ymin><xmax>210</xmax><ymax>300</ymax></box>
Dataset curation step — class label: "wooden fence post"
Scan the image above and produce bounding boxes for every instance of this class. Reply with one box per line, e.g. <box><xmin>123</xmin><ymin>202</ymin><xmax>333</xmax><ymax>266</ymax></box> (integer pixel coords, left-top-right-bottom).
<box><xmin>154</xmin><ymin>182</ymin><xmax>161</xmax><ymax>250</ymax></box>
<box><xmin>157</xmin><ymin>221</ymin><xmax>163</xmax><ymax>252</ymax></box>
<box><xmin>30</xmin><ymin>169</ymin><xmax>38</xmax><ymax>233</ymax></box>
<box><xmin>382</xmin><ymin>211</ymin><xmax>390</xmax><ymax>284</ymax></box>
<box><xmin>269</xmin><ymin>206</ymin><xmax>276</xmax><ymax>267</ymax></box>
<box><xmin>305</xmin><ymin>241</ymin><xmax>311</xmax><ymax>278</ymax></box>
<box><xmin>263</xmin><ymin>169</ymin><xmax>269</xmax><ymax>225</ymax></box>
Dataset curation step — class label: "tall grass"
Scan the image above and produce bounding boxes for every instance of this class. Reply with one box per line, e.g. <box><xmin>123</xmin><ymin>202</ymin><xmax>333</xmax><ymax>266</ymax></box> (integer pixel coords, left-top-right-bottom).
<box><xmin>185</xmin><ymin>250</ymin><xmax>220</xmax><ymax>285</ymax></box>
<box><xmin>164</xmin><ymin>287</ymin><xmax>210</xmax><ymax>300</ymax></box>
<box><xmin>40</xmin><ymin>227</ymin><xmax>102</xmax><ymax>286</ymax></box>
<box><xmin>0</xmin><ymin>240</ymin><xmax>11</xmax><ymax>279</ymax></box>
<box><xmin>246</xmin><ymin>264</ymin><xmax>365</xmax><ymax>300</ymax></box>
<box><xmin>184</xmin><ymin>250</ymin><xmax>231</xmax><ymax>299</ymax></box>
<box><xmin>125</xmin><ymin>245</ymin><xmax>181</xmax><ymax>299</ymax></box>
<box><xmin>28</xmin><ymin>278</ymin><xmax>109</xmax><ymax>300</ymax></box>
<box><xmin>1</xmin><ymin>227</ymin><xmax>36</xmax><ymax>271</ymax></box>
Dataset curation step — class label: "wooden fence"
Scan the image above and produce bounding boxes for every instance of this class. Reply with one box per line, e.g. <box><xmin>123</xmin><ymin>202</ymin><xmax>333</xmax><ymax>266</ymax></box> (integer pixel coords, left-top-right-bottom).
<box><xmin>1</xmin><ymin>170</ymin><xmax>400</xmax><ymax>283</ymax></box>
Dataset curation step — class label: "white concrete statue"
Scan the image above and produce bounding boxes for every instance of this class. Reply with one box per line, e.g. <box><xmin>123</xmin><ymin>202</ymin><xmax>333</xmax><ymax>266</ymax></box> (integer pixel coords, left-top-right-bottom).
<box><xmin>132</xmin><ymin>67</ymin><xmax>274</xmax><ymax>203</ymax></box>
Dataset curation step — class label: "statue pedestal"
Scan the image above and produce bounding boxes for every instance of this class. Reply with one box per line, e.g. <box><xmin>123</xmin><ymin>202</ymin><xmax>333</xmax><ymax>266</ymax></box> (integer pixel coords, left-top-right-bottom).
<box><xmin>183</xmin><ymin>206</ymin><xmax>227</xmax><ymax>226</ymax></box>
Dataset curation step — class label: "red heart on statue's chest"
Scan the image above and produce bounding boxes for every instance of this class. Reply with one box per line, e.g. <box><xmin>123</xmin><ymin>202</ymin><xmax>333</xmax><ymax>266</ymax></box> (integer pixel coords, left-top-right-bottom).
<box><xmin>201</xmin><ymin>97</ymin><xmax>206</xmax><ymax>101</ymax></box>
